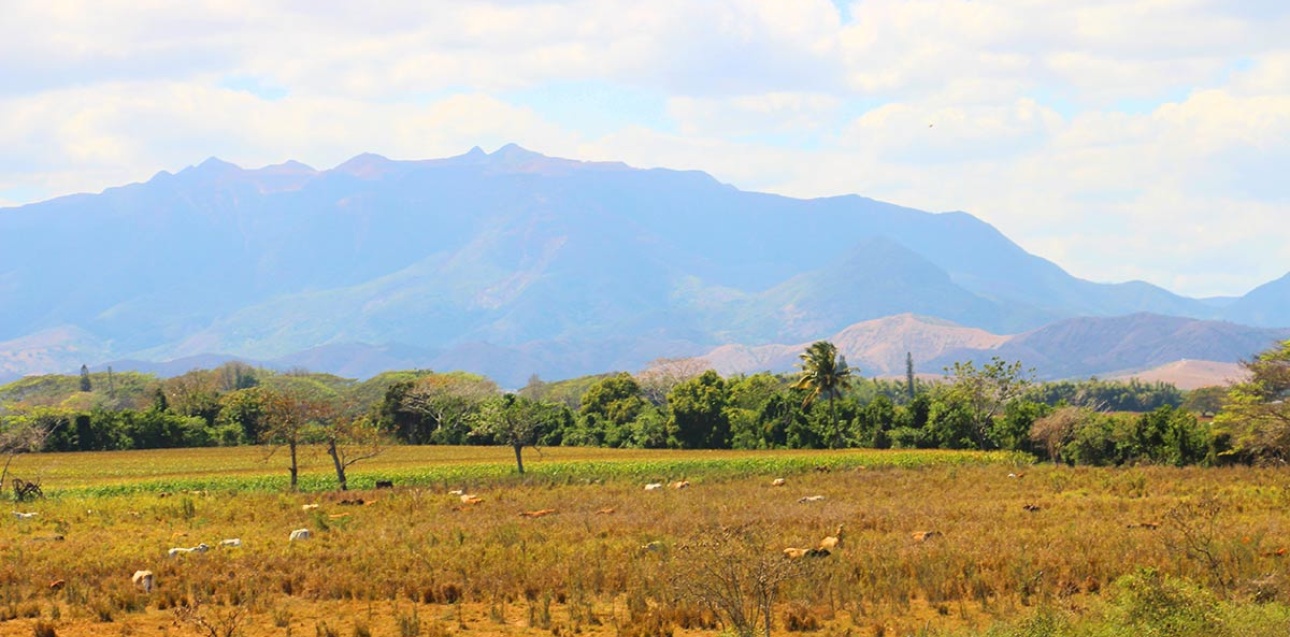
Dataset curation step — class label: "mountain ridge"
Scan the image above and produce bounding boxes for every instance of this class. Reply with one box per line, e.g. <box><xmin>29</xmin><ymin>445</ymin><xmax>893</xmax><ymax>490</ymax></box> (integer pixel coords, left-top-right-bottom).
<box><xmin>1</xmin><ymin>145</ymin><xmax>1286</xmax><ymax>385</ymax></box>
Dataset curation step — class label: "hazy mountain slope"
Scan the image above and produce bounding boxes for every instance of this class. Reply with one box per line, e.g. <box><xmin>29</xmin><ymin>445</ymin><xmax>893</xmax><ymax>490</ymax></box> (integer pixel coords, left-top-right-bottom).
<box><xmin>1223</xmin><ymin>272</ymin><xmax>1290</xmax><ymax>327</ymax></box>
<box><xmin>926</xmin><ymin>314</ymin><xmax>1290</xmax><ymax>379</ymax></box>
<box><xmin>0</xmin><ymin>326</ymin><xmax>111</xmax><ymax>384</ymax></box>
<box><xmin>0</xmin><ymin>144</ymin><xmax>1283</xmax><ymax>382</ymax></box>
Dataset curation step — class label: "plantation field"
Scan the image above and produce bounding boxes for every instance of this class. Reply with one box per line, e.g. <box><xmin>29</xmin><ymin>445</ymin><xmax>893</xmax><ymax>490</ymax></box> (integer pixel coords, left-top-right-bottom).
<box><xmin>4</xmin><ymin>448</ymin><xmax>1290</xmax><ymax>637</ymax></box>
<box><xmin>6</xmin><ymin>445</ymin><xmax>1023</xmax><ymax>495</ymax></box>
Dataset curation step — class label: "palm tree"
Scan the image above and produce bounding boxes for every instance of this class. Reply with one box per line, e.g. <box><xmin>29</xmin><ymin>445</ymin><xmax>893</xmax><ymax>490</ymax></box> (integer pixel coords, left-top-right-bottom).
<box><xmin>792</xmin><ymin>341</ymin><xmax>854</xmax><ymax>448</ymax></box>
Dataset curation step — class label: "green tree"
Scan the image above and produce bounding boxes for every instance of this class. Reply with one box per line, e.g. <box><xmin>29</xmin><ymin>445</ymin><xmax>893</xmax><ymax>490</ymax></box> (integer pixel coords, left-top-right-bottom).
<box><xmin>473</xmin><ymin>394</ymin><xmax>558</xmax><ymax>474</ymax></box>
<box><xmin>668</xmin><ymin>370</ymin><xmax>730</xmax><ymax>449</ymax></box>
<box><xmin>216</xmin><ymin>387</ymin><xmax>267</xmax><ymax>444</ymax></box>
<box><xmin>579</xmin><ymin>373</ymin><xmax>647</xmax><ymax>443</ymax></box>
<box><xmin>1182</xmin><ymin>386</ymin><xmax>1227</xmax><ymax>418</ymax></box>
<box><xmin>943</xmin><ymin>357</ymin><xmax>1032</xmax><ymax>450</ymax></box>
<box><xmin>791</xmin><ymin>341</ymin><xmax>854</xmax><ymax>448</ymax></box>
<box><xmin>905</xmin><ymin>352</ymin><xmax>916</xmax><ymax>401</ymax></box>
<box><xmin>400</xmin><ymin>372</ymin><xmax>497</xmax><ymax>444</ymax></box>
<box><xmin>79</xmin><ymin>364</ymin><xmax>92</xmax><ymax>392</ymax></box>
<box><xmin>1215</xmin><ymin>340</ymin><xmax>1290</xmax><ymax>462</ymax></box>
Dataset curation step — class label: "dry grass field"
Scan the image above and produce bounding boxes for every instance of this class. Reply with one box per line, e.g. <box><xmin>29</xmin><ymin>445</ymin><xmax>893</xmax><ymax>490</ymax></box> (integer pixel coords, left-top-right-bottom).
<box><xmin>3</xmin><ymin>447</ymin><xmax>1290</xmax><ymax>636</ymax></box>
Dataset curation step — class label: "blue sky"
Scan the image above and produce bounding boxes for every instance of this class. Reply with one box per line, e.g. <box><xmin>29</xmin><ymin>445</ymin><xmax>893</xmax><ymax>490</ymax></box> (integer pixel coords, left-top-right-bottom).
<box><xmin>0</xmin><ymin>1</ymin><xmax>1287</xmax><ymax>298</ymax></box>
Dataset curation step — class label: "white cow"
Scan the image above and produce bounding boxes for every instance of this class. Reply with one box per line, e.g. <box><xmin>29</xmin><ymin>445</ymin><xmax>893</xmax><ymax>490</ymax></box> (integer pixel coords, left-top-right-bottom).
<box><xmin>132</xmin><ymin>570</ymin><xmax>155</xmax><ymax>593</ymax></box>
<box><xmin>219</xmin><ymin>538</ymin><xmax>242</xmax><ymax>548</ymax></box>
<box><xmin>167</xmin><ymin>543</ymin><xmax>211</xmax><ymax>557</ymax></box>
<box><xmin>13</xmin><ymin>511</ymin><xmax>38</xmax><ymax>519</ymax></box>
<box><xmin>644</xmin><ymin>483</ymin><xmax>664</xmax><ymax>491</ymax></box>
<box><xmin>289</xmin><ymin>528</ymin><xmax>311</xmax><ymax>542</ymax></box>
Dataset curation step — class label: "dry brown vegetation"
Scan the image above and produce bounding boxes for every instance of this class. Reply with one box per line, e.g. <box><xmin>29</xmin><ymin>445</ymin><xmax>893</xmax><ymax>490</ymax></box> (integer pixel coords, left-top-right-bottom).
<box><xmin>4</xmin><ymin>456</ymin><xmax>1290</xmax><ymax>636</ymax></box>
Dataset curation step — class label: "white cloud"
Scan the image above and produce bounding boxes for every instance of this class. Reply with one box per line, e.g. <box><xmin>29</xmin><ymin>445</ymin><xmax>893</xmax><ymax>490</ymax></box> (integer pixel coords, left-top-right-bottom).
<box><xmin>0</xmin><ymin>0</ymin><xmax>1287</xmax><ymax>297</ymax></box>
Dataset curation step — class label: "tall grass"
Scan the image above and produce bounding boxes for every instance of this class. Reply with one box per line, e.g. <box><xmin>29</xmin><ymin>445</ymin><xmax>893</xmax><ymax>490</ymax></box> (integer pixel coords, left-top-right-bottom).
<box><xmin>3</xmin><ymin>450</ymin><xmax>1288</xmax><ymax>635</ymax></box>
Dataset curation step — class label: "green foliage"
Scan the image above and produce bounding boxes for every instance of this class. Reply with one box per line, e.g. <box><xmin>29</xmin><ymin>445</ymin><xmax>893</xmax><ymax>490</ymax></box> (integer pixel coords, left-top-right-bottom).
<box><xmin>1036</xmin><ymin>406</ymin><xmax>1210</xmax><ymax>467</ymax></box>
<box><xmin>668</xmin><ymin>370</ymin><xmax>730</xmax><ymax>449</ymax></box>
<box><xmin>1182</xmin><ymin>386</ymin><xmax>1227</xmax><ymax>418</ymax></box>
<box><xmin>580</xmin><ymin>373</ymin><xmax>647</xmax><ymax>430</ymax></box>
<box><xmin>792</xmin><ymin>340</ymin><xmax>854</xmax><ymax>448</ymax></box>
<box><xmin>1027</xmin><ymin>377</ymin><xmax>1184</xmax><ymax>412</ymax></box>
<box><xmin>0</xmin><ymin>355</ymin><xmax>1228</xmax><ymax>467</ymax></box>
<box><xmin>472</xmin><ymin>394</ymin><xmax>564</xmax><ymax>473</ymax></box>
<box><xmin>1109</xmin><ymin>569</ymin><xmax>1222</xmax><ymax>637</ymax></box>
<box><xmin>1214</xmin><ymin>339</ymin><xmax>1290</xmax><ymax>462</ymax></box>
<box><xmin>943</xmin><ymin>357</ymin><xmax>1032</xmax><ymax>449</ymax></box>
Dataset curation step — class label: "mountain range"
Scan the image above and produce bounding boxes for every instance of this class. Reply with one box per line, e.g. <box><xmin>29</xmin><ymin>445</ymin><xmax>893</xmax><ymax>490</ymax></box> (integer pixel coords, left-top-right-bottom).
<box><xmin>1</xmin><ymin>145</ymin><xmax>1286</xmax><ymax>386</ymax></box>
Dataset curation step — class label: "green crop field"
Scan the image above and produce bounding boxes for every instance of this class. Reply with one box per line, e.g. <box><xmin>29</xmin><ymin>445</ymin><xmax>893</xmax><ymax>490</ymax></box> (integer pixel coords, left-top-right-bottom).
<box><xmin>3</xmin><ymin>448</ymin><xmax>1290</xmax><ymax>637</ymax></box>
<box><xmin>11</xmin><ymin>445</ymin><xmax>1025</xmax><ymax>495</ymax></box>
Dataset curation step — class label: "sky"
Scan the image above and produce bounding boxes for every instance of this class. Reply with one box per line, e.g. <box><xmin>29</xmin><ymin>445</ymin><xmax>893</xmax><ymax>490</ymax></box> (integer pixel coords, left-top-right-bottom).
<box><xmin>1</xmin><ymin>1</ymin><xmax>1287</xmax><ymax>298</ymax></box>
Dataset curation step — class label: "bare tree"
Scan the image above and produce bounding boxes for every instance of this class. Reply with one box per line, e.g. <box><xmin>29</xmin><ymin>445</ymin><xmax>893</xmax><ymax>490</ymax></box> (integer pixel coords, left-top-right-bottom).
<box><xmin>637</xmin><ymin>357</ymin><xmax>710</xmax><ymax>407</ymax></box>
<box><xmin>259</xmin><ymin>380</ymin><xmax>337</xmax><ymax>491</ymax></box>
<box><xmin>671</xmin><ymin>527</ymin><xmax>809</xmax><ymax>637</ymax></box>
<box><xmin>0</xmin><ymin>414</ymin><xmax>58</xmax><ymax>495</ymax></box>
<box><xmin>323</xmin><ymin>414</ymin><xmax>386</xmax><ymax>490</ymax></box>
<box><xmin>1029</xmin><ymin>406</ymin><xmax>1087</xmax><ymax>464</ymax></box>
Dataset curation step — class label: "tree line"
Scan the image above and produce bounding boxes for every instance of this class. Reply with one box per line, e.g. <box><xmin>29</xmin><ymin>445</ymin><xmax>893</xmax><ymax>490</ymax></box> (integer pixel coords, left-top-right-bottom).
<box><xmin>3</xmin><ymin>339</ymin><xmax>1289</xmax><ymax>480</ymax></box>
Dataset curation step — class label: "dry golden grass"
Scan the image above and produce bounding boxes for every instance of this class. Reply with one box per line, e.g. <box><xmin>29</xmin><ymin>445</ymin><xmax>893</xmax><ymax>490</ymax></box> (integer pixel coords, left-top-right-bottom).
<box><xmin>4</xmin><ymin>450</ymin><xmax>1290</xmax><ymax>636</ymax></box>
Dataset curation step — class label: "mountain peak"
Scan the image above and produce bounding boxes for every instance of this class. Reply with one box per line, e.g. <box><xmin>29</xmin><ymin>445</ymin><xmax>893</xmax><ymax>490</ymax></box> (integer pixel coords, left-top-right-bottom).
<box><xmin>333</xmin><ymin>153</ymin><xmax>396</xmax><ymax>179</ymax></box>
<box><xmin>490</xmin><ymin>143</ymin><xmax>545</xmax><ymax>162</ymax></box>
<box><xmin>197</xmin><ymin>157</ymin><xmax>239</xmax><ymax>171</ymax></box>
<box><xmin>173</xmin><ymin>157</ymin><xmax>243</xmax><ymax>184</ymax></box>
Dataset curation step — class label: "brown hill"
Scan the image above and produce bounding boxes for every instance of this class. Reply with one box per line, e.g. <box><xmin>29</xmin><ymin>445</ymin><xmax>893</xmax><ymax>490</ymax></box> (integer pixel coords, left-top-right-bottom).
<box><xmin>1108</xmin><ymin>360</ymin><xmax>1249</xmax><ymax>390</ymax></box>
<box><xmin>0</xmin><ymin>326</ymin><xmax>110</xmax><ymax>383</ymax></box>
<box><xmin>696</xmin><ymin>314</ymin><xmax>1006</xmax><ymax>376</ymax></box>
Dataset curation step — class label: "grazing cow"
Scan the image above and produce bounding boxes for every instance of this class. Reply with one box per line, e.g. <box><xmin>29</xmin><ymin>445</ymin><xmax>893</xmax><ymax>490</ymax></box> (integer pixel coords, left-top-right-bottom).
<box><xmin>301</xmin><ymin>503</ymin><xmax>320</xmax><ymax>511</ymax></box>
<box><xmin>13</xmin><ymin>511</ymin><xmax>38</xmax><ymax>520</ymax></box>
<box><xmin>460</xmin><ymin>494</ymin><xmax>483</xmax><ymax>505</ymax></box>
<box><xmin>771</xmin><ymin>478</ymin><xmax>786</xmax><ymax>487</ymax></box>
<box><xmin>596</xmin><ymin>507</ymin><xmax>616</xmax><ymax>515</ymax></box>
<box><xmin>1022</xmin><ymin>504</ymin><xmax>1042</xmax><ymax>512</ymax></box>
<box><xmin>1008</xmin><ymin>472</ymin><xmax>1026</xmax><ymax>479</ymax></box>
<box><xmin>519</xmin><ymin>509</ymin><xmax>557</xmax><ymax>518</ymax></box>
<box><xmin>289</xmin><ymin>528</ymin><xmax>311</xmax><ymax>542</ymax></box>
<box><xmin>644</xmin><ymin>483</ymin><xmax>664</xmax><ymax>491</ymax></box>
<box><xmin>798</xmin><ymin>495</ymin><xmax>826</xmax><ymax>504</ymax></box>
<box><xmin>671</xmin><ymin>480</ymin><xmax>690</xmax><ymax>490</ymax></box>
<box><xmin>49</xmin><ymin>579</ymin><xmax>65</xmax><ymax>591</ymax></box>
<box><xmin>784</xmin><ymin>547</ymin><xmax>831</xmax><ymax>559</ymax></box>
<box><xmin>375</xmin><ymin>480</ymin><xmax>394</xmax><ymax>489</ymax></box>
<box><xmin>448</xmin><ymin>489</ymin><xmax>465</xmax><ymax>496</ymax></box>
<box><xmin>818</xmin><ymin>524</ymin><xmax>844</xmax><ymax>550</ymax></box>
<box><xmin>219</xmin><ymin>538</ymin><xmax>242</xmax><ymax>548</ymax></box>
<box><xmin>911</xmin><ymin>531</ymin><xmax>942</xmax><ymax>542</ymax></box>
<box><xmin>132</xmin><ymin>570</ymin><xmax>155</xmax><ymax>593</ymax></box>
<box><xmin>168</xmin><ymin>543</ymin><xmax>211</xmax><ymax>557</ymax></box>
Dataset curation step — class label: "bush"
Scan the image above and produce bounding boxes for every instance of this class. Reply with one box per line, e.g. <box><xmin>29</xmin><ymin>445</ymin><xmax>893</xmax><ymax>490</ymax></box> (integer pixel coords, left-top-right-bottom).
<box><xmin>1109</xmin><ymin>569</ymin><xmax>1221</xmax><ymax>637</ymax></box>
